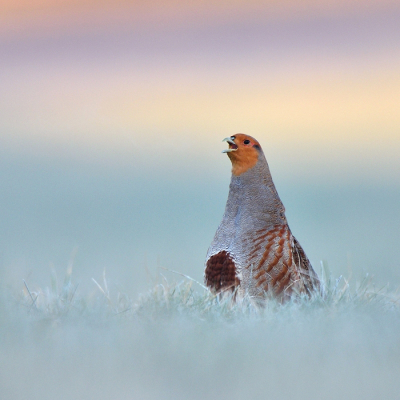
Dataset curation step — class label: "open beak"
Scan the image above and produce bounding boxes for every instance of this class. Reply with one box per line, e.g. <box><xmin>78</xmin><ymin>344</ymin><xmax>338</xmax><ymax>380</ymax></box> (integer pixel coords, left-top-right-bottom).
<box><xmin>222</xmin><ymin>137</ymin><xmax>238</xmax><ymax>153</ymax></box>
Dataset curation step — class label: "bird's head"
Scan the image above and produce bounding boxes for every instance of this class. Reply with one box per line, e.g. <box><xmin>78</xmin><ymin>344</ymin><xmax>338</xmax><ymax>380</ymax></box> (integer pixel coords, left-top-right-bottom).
<box><xmin>222</xmin><ymin>133</ymin><xmax>262</xmax><ymax>176</ymax></box>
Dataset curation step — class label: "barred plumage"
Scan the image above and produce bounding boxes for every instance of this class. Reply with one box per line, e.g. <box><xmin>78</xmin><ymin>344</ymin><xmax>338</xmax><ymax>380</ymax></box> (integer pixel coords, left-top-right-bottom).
<box><xmin>205</xmin><ymin>134</ymin><xmax>320</xmax><ymax>301</ymax></box>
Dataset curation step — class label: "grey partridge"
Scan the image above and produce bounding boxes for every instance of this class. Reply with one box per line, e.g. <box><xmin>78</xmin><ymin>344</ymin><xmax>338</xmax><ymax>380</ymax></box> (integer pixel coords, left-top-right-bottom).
<box><xmin>205</xmin><ymin>134</ymin><xmax>320</xmax><ymax>301</ymax></box>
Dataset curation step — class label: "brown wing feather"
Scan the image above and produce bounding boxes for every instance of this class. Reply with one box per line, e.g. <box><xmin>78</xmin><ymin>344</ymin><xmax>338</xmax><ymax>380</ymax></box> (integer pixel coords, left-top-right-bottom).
<box><xmin>291</xmin><ymin>236</ymin><xmax>320</xmax><ymax>295</ymax></box>
<box><xmin>249</xmin><ymin>225</ymin><xmax>320</xmax><ymax>300</ymax></box>
<box><xmin>205</xmin><ymin>228</ymin><xmax>320</xmax><ymax>300</ymax></box>
<box><xmin>250</xmin><ymin>225</ymin><xmax>295</xmax><ymax>298</ymax></box>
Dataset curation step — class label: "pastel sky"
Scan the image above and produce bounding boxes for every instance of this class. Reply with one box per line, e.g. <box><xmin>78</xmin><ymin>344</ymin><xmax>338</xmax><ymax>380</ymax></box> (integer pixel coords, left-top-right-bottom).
<box><xmin>0</xmin><ymin>1</ymin><xmax>399</xmax><ymax>293</ymax></box>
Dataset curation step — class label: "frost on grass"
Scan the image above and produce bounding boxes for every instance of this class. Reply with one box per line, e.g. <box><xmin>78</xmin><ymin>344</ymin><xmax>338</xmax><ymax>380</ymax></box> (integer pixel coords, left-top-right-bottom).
<box><xmin>2</xmin><ymin>265</ymin><xmax>400</xmax><ymax>400</ymax></box>
<box><xmin>11</xmin><ymin>264</ymin><xmax>400</xmax><ymax>323</ymax></box>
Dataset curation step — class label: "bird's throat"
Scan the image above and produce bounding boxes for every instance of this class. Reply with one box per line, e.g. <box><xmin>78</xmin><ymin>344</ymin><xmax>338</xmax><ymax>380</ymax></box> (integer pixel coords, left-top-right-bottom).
<box><xmin>228</xmin><ymin>151</ymin><xmax>259</xmax><ymax>176</ymax></box>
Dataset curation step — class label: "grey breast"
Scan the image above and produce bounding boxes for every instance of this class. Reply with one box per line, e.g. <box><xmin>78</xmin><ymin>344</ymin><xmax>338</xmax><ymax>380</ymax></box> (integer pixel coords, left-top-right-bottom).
<box><xmin>206</xmin><ymin>150</ymin><xmax>287</xmax><ymax>272</ymax></box>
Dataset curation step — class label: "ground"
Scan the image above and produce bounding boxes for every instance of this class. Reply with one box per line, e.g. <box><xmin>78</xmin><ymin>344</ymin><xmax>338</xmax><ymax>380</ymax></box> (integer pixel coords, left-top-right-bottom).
<box><xmin>1</xmin><ymin>267</ymin><xmax>399</xmax><ymax>400</ymax></box>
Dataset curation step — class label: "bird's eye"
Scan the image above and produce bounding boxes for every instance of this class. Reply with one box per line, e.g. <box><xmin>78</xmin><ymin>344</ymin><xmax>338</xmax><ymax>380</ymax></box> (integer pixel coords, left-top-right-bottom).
<box><xmin>244</xmin><ymin>139</ymin><xmax>250</xmax><ymax>145</ymax></box>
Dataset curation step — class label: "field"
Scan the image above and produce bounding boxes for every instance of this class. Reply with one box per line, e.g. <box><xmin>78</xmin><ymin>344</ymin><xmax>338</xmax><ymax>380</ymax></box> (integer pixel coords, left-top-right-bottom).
<box><xmin>1</xmin><ymin>2</ymin><xmax>400</xmax><ymax>399</ymax></box>
<box><xmin>1</xmin><ymin>266</ymin><xmax>399</xmax><ymax>400</ymax></box>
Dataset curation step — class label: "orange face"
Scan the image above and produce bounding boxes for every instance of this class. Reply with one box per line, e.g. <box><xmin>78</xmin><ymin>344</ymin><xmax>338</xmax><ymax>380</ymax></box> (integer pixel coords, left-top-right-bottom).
<box><xmin>222</xmin><ymin>133</ymin><xmax>261</xmax><ymax>176</ymax></box>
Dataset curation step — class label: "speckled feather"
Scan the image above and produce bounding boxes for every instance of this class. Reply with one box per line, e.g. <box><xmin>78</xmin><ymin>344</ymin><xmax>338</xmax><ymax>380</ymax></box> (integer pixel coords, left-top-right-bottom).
<box><xmin>205</xmin><ymin>134</ymin><xmax>320</xmax><ymax>301</ymax></box>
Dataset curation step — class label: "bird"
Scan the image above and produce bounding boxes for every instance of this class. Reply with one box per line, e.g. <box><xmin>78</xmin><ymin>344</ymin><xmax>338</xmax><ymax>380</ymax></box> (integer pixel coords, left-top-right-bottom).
<box><xmin>205</xmin><ymin>134</ymin><xmax>320</xmax><ymax>302</ymax></box>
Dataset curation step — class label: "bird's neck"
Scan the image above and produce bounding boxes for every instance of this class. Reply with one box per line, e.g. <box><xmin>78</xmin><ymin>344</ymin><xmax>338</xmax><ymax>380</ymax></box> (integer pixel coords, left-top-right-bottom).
<box><xmin>226</xmin><ymin>153</ymin><xmax>286</xmax><ymax>226</ymax></box>
<box><xmin>232</xmin><ymin>153</ymin><xmax>281</xmax><ymax>195</ymax></box>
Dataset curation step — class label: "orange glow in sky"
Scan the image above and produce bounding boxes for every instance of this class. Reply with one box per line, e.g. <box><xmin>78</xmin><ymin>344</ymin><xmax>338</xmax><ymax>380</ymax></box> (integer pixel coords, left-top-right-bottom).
<box><xmin>0</xmin><ymin>0</ymin><xmax>399</xmax><ymax>183</ymax></box>
<box><xmin>2</xmin><ymin>0</ymin><xmax>399</xmax><ymax>37</ymax></box>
